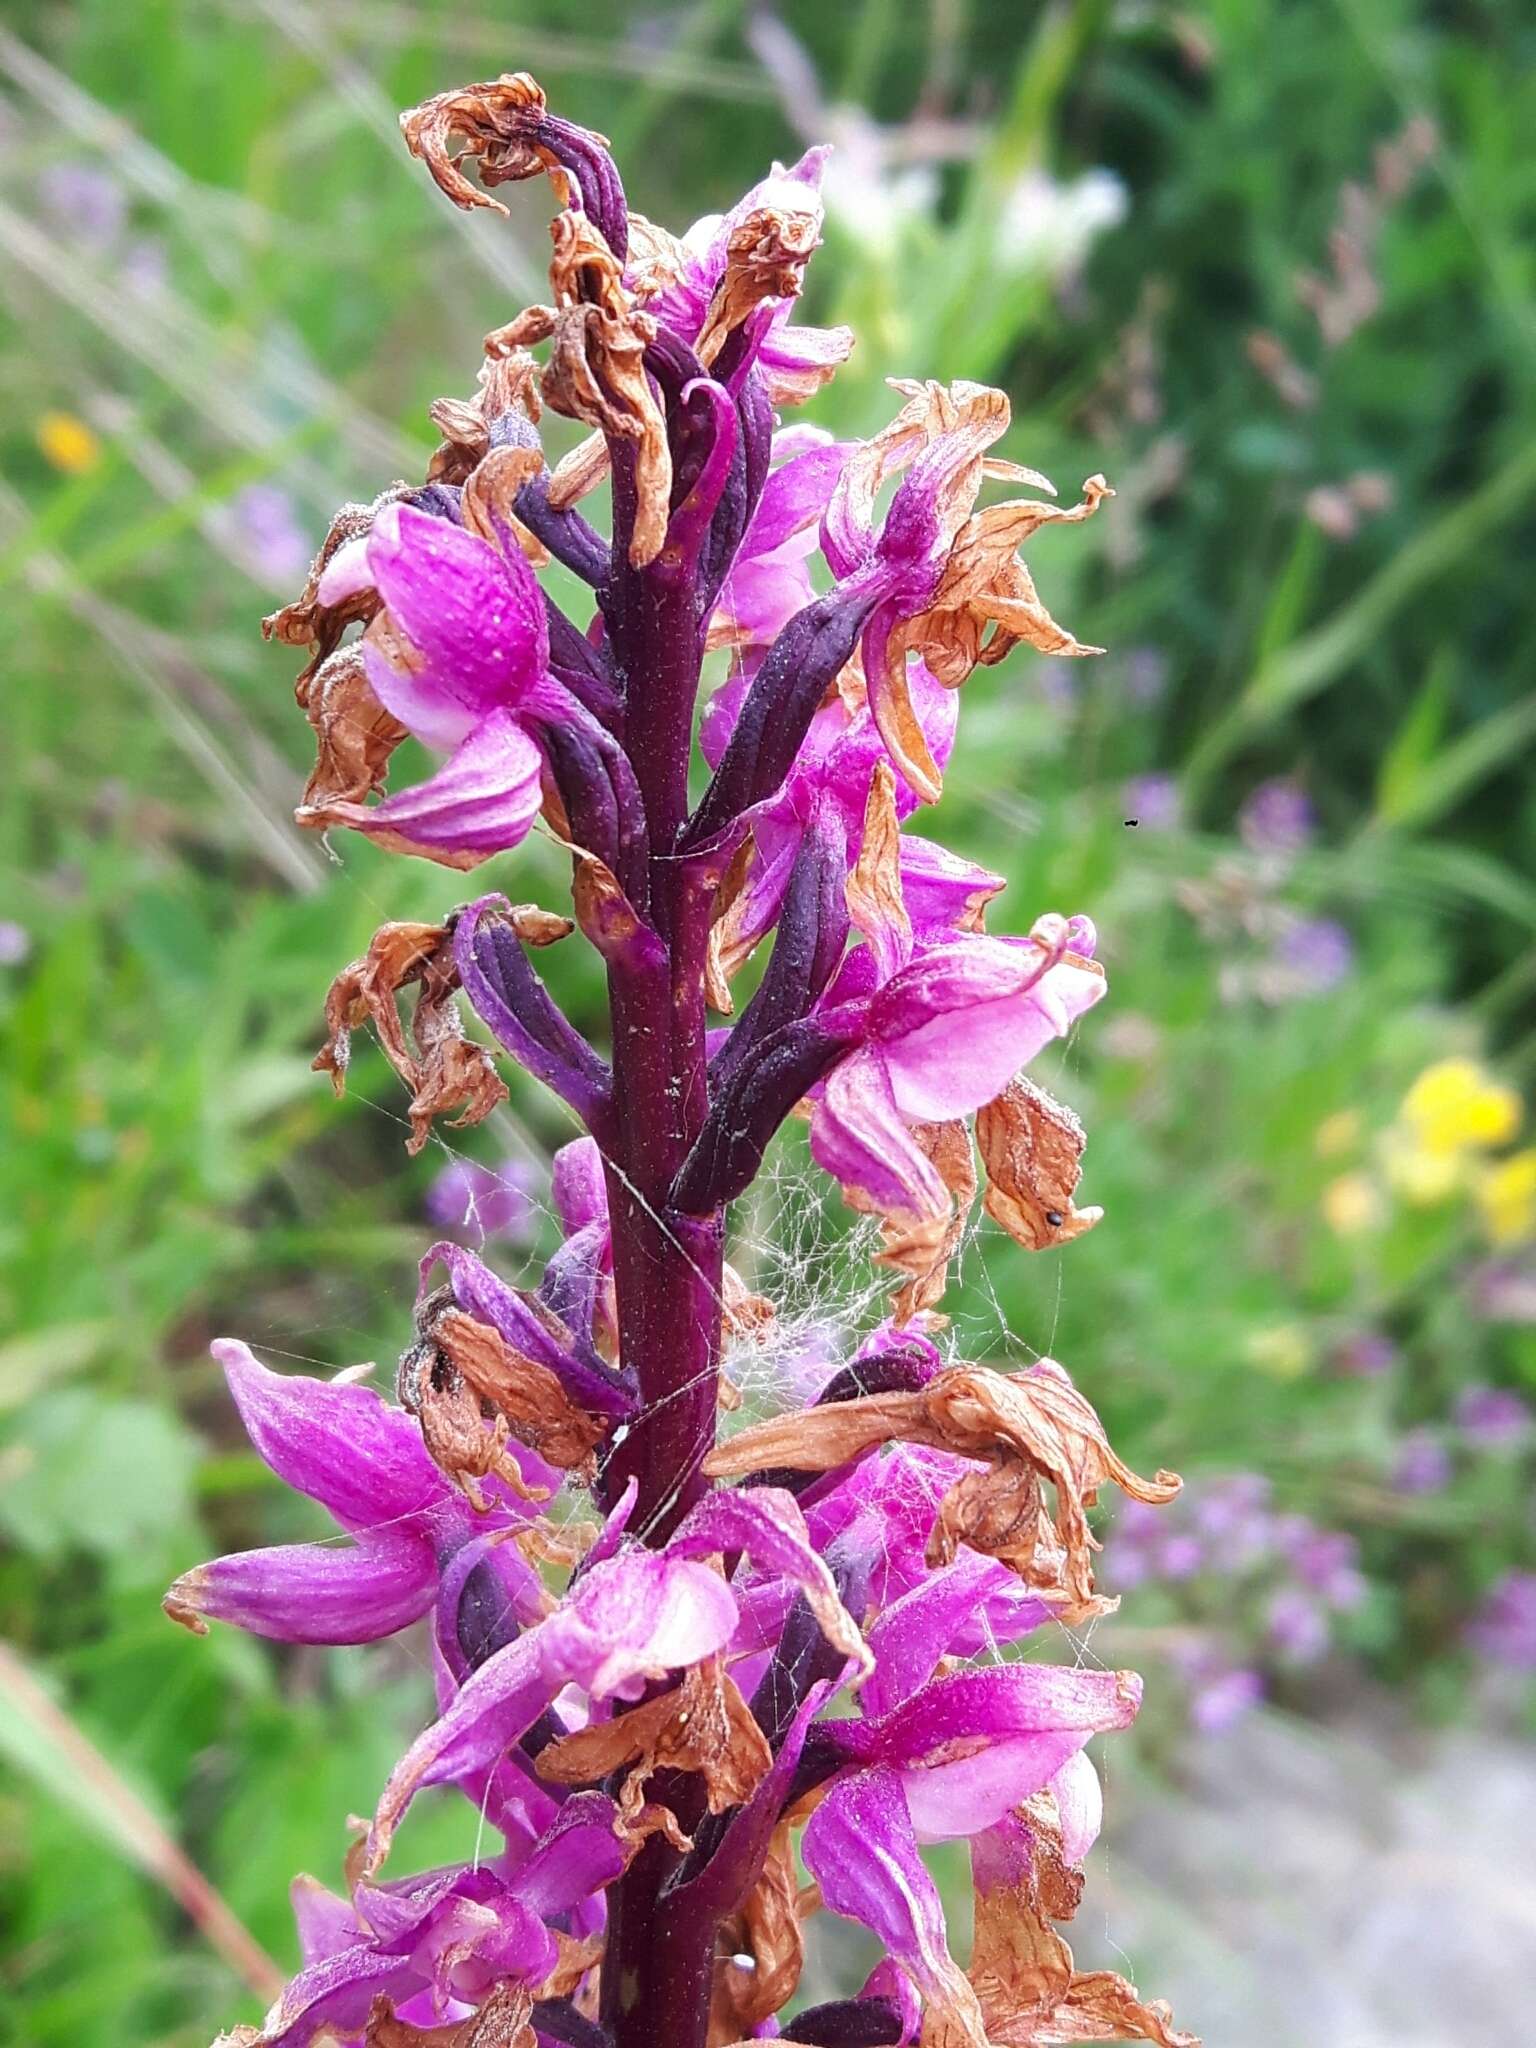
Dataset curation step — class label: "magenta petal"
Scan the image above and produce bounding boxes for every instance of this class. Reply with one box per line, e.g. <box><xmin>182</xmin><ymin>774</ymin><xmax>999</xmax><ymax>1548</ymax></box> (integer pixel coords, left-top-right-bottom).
<box><xmin>801</xmin><ymin>1768</ymin><xmax>970</xmax><ymax>2021</ymax></box>
<box><xmin>670</xmin><ymin>1486</ymin><xmax>872</xmax><ymax>1679</ymax></box>
<box><xmin>290</xmin><ymin>1875</ymin><xmax>360</xmax><ymax>1968</ymax></box>
<box><xmin>836</xmin><ymin>1664</ymin><xmax>1142</xmax><ymax>1772</ymax></box>
<box><xmin>509</xmin><ymin>1792</ymin><xmax>628</xmax><ymax>1916</ymax></box>
<box><xmin>214</xmin><ymin>1340</ymin><xmax>449</xmax><ymax>1533</ymax></box>
<box><xmin>253</xmin><ymin>1942</ymin><xmax>422</xmax><ymax>2048</ymax></box>
<box><xmin>358</xmin><ymin>708</ymin><xmax>544</xmax><ymax>857</ymax></box>
<box><xmin>898</xmin><ymin>836</ymin><xmax>1005</xmax><ymax>941</ymax></box>
<box><xmin>551</xmin><ymin>1136</ymin><xmax>609</xmax><ymax>1239</ymax></box>
<box><xmin>862</xmin><ymin>1550</ymin><xmax>1046</xmax><ymax>1717</ymax></box>
<box><xmin>810</xmin><ymin>1049</ymin><xmax>949</xmax><ymax>1217</ymax></box>
<box><xmin>167</xmin><ymin>1534</ymin><xmax>436</xmax><ymax>1645</ymax></box>
<box><xmin>876</xmin><ymin>939</ymin><xmax>1107</xmax><ymax>1123</ymax></box>
<box><xmin>314</xmin><ymin>532</ymin><xmax>374</xmax><ymax>607</ymax></box>
<box><xmin>366</xmin><ymin>1547</ymin><xmax>737</xmax><ymax>1874</ymax></box>
<box><xmin>364</xmin><ymin>501</ymin><xmax>548</xmax><ymax>740</ymax></box>
<box><xmin>743</xmin><ymin>441</ymin><xmax>854</xmax><ymax>557</ymax></box>
<box><xmin>826</xmin><ymin>1663</ymin><xmax>1140</xmax><ymax>1840</ymax></box>
<box><xmin>901</xmin><ymin>1729</ymin><xmax>1092</xmax><ymax>1842</ymax></box>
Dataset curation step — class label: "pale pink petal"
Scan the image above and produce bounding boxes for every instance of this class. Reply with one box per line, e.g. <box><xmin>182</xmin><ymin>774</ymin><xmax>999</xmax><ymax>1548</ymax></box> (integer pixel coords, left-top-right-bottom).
<box><xmin>809</xmin><ymin>1048</ymin><xmax>950</xmax><ymax>1218</ymax></box>
<box><xmin>350</xmin><ymin>708</ymin><xmax>545</xmax><ymax>858</ymax></box>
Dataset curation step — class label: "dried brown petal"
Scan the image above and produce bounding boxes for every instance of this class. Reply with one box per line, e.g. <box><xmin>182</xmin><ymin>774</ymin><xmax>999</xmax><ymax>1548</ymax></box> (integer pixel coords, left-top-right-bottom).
<box><xmin>924</xmin><ymin>1364</ymin><xmax>1181</xmax><ymax>1613</ymax></box>
<box><xmin>400</xmin><ymin>72</ymin><xmax>565</xmax><ymax>217</ymax></box>
<box><xmin>366</xmin><ymin>1979</ymin><xmax>537</xmax><ymax>2048</ymax></box>
<box><xmin>296</xmin><ymin>644</ymin><xmax>409</xmax><ymax>812</ymax></box>
<box><xmin>433</xmin><ymin>1305</ymin><xmax>607</xmax><ymax>1470</ymax></box>
<box><xmin>705</xmin><ymin>834</ymin><xmax>764</xmax><ymax>1011</ymax></box>
<box><xmin>844</xmin><ymin>760</ymin><xmax>910</xmax><ymax>959</ymax></box>
<box><xmin>397</xmin><ymin>1327</ymin><xmax>549</xmax><ymax>1511</ymax></box>
<box><xmin>694</xmin><ymin>190</ymin><xmax>823</xmax><ymax>366</ymax></box>
<box><xmin>512</xmin><ymin>1519</ymin><xmax>595</xmax><ymax>1573</ymax></box>
<box><xmin>428</xmin><ymin>350</ymin><xmax>544</xmax><ymax>485</ymax></box>
<box><xmin>487</xmin><ymin>210</ymin><xmax>669</xmax><ymax>567</ymax></box>
<box><xmin>880</xmin><ymin>1118</ymin><xmax>976</xmax><ymax>1324</ymax></box>
<box><xmin>713</xmin><ymin>1821</ymin><xmax>805</xmax><ymax>2038</ymax></box>
<box><xmin>460</xmin><ymin>445</ymin><xmax>547</xmax><ymax>555</ymax></box>
<box><xmin>900</xmin><ymin>478</ymin><xmax>1113</xmax><ymax>691</ymax></box>
<box><xmin>705</xmin><ymin>1360</ymin><xmax>1179</xmax><ymax>1615</ymax></box>
<box><xmin>313</xmin><ymin>919</ymin><xmax>515</xmax><ymax>1154</ymax></box>
<box><xmin>544</xmin><ymin>429</ymin><xmax>612</xmax><ymax>513</ymax></box>
<box><xmin>722</xmin><ymin>1259</ymin><xmax>775</xmax><ymax>1339</ymax></box>
<box><xmin>541</xmin><ymin>1933</ymin><xmax>604</xmax><ymax>2003</ymax></box>
<box><xmin>571</xmin><ymin>853</ymin><xmax>654</xmax><ymax>960</ymax></box>
<box><xmin>536</xmin><ymin>1656</ymin><xmax>771</xmax><ymax>1841</ymax></box>
<box><xmin>977</xmin><ymin>1079</ymin><xmax>1103</xmax><ymax>1254</ymax></box>
<box><xmin>964</xmin><ymin>1808</ymin><xmax>1198</xmax><ymax>2048</ymax></box>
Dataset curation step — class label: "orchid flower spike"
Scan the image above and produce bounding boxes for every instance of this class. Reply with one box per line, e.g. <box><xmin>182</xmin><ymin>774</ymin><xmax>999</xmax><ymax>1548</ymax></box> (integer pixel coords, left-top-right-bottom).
<box><xmin>188</xmin><ymin>68</ymin><xmax>1196</xmax><ymax>2048</ymax></box>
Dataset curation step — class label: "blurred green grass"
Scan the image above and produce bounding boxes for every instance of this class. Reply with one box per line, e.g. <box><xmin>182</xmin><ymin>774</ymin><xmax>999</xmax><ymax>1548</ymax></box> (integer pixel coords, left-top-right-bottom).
<box><xmin>2</xmin><ymin>1</ymin><xmax>1534</xmax><ymax>2041</ymax></box>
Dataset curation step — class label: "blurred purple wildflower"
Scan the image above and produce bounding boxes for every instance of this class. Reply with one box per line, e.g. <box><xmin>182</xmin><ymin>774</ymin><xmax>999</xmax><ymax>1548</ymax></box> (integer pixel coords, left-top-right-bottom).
<box><xmin>1466</xmin><ymin>1571</ymin><xmax>1536</xmax><ymax>1672</ymax></box>
<box><xmin>1392</xmin><ymin>1428</ymin><xmax>1452</xmax><ymax>1497</ymax></box>
<box><xmin>1271</xmin><ymin>915</ymin><xmax>1354</xmax><ymax>994</ymax></box>
<box><xmin>230</xmin><ymin>482</ymin><xmax>313</xmax><ymax>587</ymax></box>
<box><xmin>1239</xmin><ymin>776</ymin><xmax>1314</xmax><ymax>857</ymax></box>
<box><xmin>1188</xmin><ymin>1664</ymin><xmax>1264</xmax><ymax>1735</ymax></box>
<box><xmin>424</xmin><ymin>1155</ymin><xmax>539</xmax><ymax>1244</ymax></box>
<box><xmin>1122</xmin><ymin>645</ymin><xmax>1169</xmax><ymax>704</ymax></box>
<box><xmin>1455</xmin><ymin>1383</ymin><xmax>1530</xmax><ymax>1451</ymax></box>
<box><xmin>1122</xmin><ymin>772</ymin><xmax>1180</xmax><ymax>831</ymax></box>
<box><xmin>37</xmin><ymin>161</ymin><xmax>127</xmax><ymax>249</ymax></box>
<box><xmin>0</xmin><ymin>921</ymin><xmax>31</xmax><ymax>967</ymax></box>
<box><xmin>1467</xmin><ymin>1258</ymin><xmax>1536</xmax><ymax>1324</ymax></box>
<box><xmin>1280</xmin><ymin>1524</ymin><xmax>1367</xmax><ymax>1610</ymax></box>
<box><xmin>1154</xmin><ymin>1532</ymin><xmax>1204</xmax><ymax>1581</ymax></box>
<box><xmin>1335</xmin><ymin>1330</ymin><xmax>1397</xmax><ymax>1378</ymax></box>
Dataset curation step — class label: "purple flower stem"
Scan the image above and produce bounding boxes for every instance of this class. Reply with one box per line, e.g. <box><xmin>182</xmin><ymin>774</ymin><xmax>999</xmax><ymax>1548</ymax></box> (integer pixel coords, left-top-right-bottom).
<box><xmin>591</xmin><ymin>440</ymin><xmax>739</xmax><ymax>2048</ymax></box>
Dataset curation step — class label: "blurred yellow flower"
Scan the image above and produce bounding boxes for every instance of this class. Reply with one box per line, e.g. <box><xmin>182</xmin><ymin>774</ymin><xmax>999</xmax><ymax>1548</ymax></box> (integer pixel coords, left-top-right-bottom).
<box><xmin>1381</xmin><ymin>1131</ymin><xmax>1463</xmax><ymax>1206</ymax></box>
<box><xmin>1315</xmin><ymin>1110</ymin><xmax>1362</xmax><ymax>1158</ymax></box>
<box><xmin>1478</xmin><ymin>1150</ymin><xmax>1536</xmax><ymax>1247</ymax></box>
<box><xmin>36</xmin><ymin>410</ymin><xmax>102</xmax><ymax>475</ymax></box>
<box><xmin>1323</xmin><ymin>1171</ymin><xmax>1383</xmax><ymax>1235</ymax></box>
<box><xmin>1400</xmin><ymin>1057</ymin><xmax>1521</xmax><ymax>1155</ymax></box>
<box><xmin>1245</xmin><ymin>1324</ymin><xmax>1313</xmax><ymax>1379</ymax></box>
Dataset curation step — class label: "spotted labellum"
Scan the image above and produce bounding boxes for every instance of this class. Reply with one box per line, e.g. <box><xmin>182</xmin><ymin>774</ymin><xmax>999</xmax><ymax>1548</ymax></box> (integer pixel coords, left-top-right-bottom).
<box><xmin>180</xmin><ymin>71</ymin><xmax>1194</xmax><ymax>2048</ymax></box>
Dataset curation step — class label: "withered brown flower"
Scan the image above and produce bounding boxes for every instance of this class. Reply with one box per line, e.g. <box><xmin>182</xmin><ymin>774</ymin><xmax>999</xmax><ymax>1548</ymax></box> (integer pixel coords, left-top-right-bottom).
<box><xmin>313</xmin><ymin>914</ymin><xmax>564</xmax><ymax>1154</ymax></box>
<box><xmin>397</xmin><ymin>1318</ymin><xmax>550</xmax><ymax>1512</ymax></box>
<box><xmin>957</xmin><ymin>1798</ymin><xmax>1197</xmax><ymax>2048</ymax></box>
<box><xmin>365</xmin><ymin>1979</ymin><xmax>537</xmax><ymax>2048</ymax></box>
<box><xmin>709</xmin><ymin>1820</ymin><xmax>806</xmax><ymax>2040</ymax></box>
<box><xmin>400</xmin><ymin>72</ymin><xmax>574</xmax><ymax>217</ymax></box>
<box><xmin>977</xmin><ymin>1077</ymin><xmax>1104</xmax><ymax>1253</ymax></box>
<box><xmin>894</xmin><ymin>474</ymin><xmax>1114</xmax><ymax>692</ymax></box>
<box><xmin>705</xmin><ymin>1359</ymin><xmax>1180</xmax><ymax>1619</ymax></box>
<box><xmin>431</xmin><ymin>1302</ymin><xmax>608</xmax><ymax>1473</ymax></box>
<box><xmin>486</xmin><ymin>210</ymin><xmax>670</xmax><ymax>567</ymax></box>
<box><xmin>536</xmin><ymin>1655</ymin><xmax>771</xmax><ymax>1843</ymax></box>
<box><xmin>296</xmin><ymin>644</ymin><xmax>408</xmax><ymax>813</ymax></box>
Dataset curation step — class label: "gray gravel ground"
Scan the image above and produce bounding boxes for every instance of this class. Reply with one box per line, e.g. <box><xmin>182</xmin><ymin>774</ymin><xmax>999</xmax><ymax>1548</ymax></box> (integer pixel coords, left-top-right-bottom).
<box><xmin>1085</xmin><ymin>1707</ymin><xmax>1536</xmax><ymax>2047</ymax></box>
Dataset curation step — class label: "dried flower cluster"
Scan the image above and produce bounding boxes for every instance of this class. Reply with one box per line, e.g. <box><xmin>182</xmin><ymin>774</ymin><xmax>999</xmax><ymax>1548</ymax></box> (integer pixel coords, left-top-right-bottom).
<box><xmin>174</xmin><ymin>72</ymin><xmax>1194</xmax><ymax>2048</ymax></box>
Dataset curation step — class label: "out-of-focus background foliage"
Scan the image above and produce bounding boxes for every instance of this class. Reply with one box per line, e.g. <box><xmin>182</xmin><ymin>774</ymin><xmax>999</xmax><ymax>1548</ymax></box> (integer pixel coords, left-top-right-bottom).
<box><xmin>2</xmin><ymin>1</ymin><xmax>1534</xmax><ymax>2042</ymax></box>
